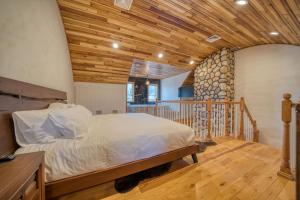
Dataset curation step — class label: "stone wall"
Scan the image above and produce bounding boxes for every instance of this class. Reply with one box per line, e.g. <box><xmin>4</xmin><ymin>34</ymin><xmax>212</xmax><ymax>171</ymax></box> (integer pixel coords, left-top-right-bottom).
<box><xmin>194</xmin><ymin>48</ymin><xmax>234</xmax><ymax>100</ymax></box>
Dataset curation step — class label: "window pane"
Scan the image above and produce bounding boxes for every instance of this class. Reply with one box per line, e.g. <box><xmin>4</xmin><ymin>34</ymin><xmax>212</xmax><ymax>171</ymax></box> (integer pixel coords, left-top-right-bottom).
<box><xmin>127</xmin><ymin>83</ymin><xmax>134</xmax><ymax>102</ymax></box>
<box><xmin>148</xmin><ymin>84</ymin><xmax>157</xmax><ymax>102</ymax></box>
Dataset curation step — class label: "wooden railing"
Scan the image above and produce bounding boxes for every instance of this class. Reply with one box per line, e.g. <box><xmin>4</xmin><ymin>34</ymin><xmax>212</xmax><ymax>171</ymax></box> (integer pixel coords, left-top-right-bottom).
<box><xmin>278</xmin><ymin>93</ymin><xmax>298</xmax><ymax>180</ymax></box>
<box><xmin>127</xmin><ymin>98</ymin><xmax>259</xmax><ymax>142</ymax></box>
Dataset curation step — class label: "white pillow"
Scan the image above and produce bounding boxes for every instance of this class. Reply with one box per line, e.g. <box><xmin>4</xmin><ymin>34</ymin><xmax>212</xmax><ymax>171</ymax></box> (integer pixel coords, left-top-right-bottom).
<box><xmin>48</xmin><ymin>102</ymin><xmax>74</xmax><ymax>110</ymax></box>
<box><xmin>48</xmin><ymin>105</ymin><xmax>92</xmax><ymax>139</ymax></box>
<box><xmin>12</xmin><ymin>109</ymin><xmax>59</xmax><ymax>146</ymax></box>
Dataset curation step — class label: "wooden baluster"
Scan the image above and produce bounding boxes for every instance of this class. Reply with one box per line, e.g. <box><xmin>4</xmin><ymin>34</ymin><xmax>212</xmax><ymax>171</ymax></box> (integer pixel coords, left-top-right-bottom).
<box><xmin>170</xmin><ymin>104</ymin><xmax>173</xmax><ymax>121</ymax></box>
<box><xmin>166</xmin><ymin>108</ymin><xmax>168</xmax><ymax>119</ymax></box>
<box><xmin>179</xmin><ymin>101</ymin><xmax>182</xmax><ymax>123</ymax></box>
<box><xmin>155</xmin><ymin>99</ymin><xmax>158</xmax><ymax>116</ymax></box>
<box><xmin>185</xmin><ymin>103</ymin><xmax>188</xmax><ymax>125</ymax></box>
<box><xmin>278</xmin><ymin>93</ymin><xmax>294</xmax><ymax>180</ymax></box>
<box><xmin>203</xmin><ymin>98</ymin><xmax>215</xmax><ymax>144</ymax></box>
<box><xmin>187</xmin><ymin>103</ymin><xmax>190</xmax><ymax>126</ymax></box>
<box><xmin>239</xmin><ymin>97</ymin><xmax>245</xmax><ymax>140</ymax></box>
<box><xmin>232</xmin><ymin>104</ymin><xmax>236</xmax><ymax>137</ymax></box>
<box><xmin>189</xmin><ymin>104</ymin><xmax>192</xmax><ymax>127</ymax></box>
<box><xmin>225</xmin><ymin>99</ymin><xmax>230</xmax><ymax>137</ymax></box>
<box><xmin>212</xmin><ymin>104</ymin><xmax>215</xmax><ymax>136</ymax></box>
<box><xmin>198</xmin><ymin>103</ymin><xmax>201</xmax><ymax>138</ymax></box>
<box><xmin>184</xmin><ymin>104</ymin><xmax>187</xmax><ymax>125</ymax></box>
<box><xmin>182</xmin><ymin>103</ymin><xmax>184</xmax><ymax>124</ymax></box>
<box><xmin>174</xmin><ymin>105</ymin><xmax>176</xmax><ymax>122</ymax></box>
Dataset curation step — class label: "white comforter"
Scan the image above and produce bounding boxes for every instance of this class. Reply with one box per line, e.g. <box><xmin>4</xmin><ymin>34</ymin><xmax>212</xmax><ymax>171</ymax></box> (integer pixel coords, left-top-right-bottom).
<box><xmin>16</xmin><ymin>113</ymin><xmax>195</xmax><ymax>182</ymax></box>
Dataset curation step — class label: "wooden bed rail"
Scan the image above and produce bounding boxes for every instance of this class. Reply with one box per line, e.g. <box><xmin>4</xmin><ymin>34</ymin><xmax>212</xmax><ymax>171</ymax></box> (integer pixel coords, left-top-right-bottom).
<box><xmin>127</xmin><ymin>98</ymin><xmax>259</xmax><ymax>143</ymax></box>
<box><xmin>278</xmin><ymin>93</ymin><xmax>297</xmax><ymax>181</ymax></box>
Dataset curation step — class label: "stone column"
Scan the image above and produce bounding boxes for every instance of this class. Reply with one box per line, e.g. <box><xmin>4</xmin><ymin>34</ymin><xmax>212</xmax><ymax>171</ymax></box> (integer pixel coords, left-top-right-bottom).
<box><xmin>194</xmin><ymin>48</ymin><xmax>234</xmax><ymax>101</ymax></box>
<box><xmin>193</xmin><ymin>48</ymin><xmax>235</xmax><ymax>142</ymax></box>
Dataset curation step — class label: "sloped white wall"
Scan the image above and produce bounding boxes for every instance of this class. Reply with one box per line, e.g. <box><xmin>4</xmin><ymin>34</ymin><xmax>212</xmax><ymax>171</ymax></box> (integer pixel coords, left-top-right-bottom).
<box><xmin>75</xmin><ymin>82</ymin><xmax>127</xmax><ymax>114</ymax></box>
<box><xmin>0</xmin><ymin>0</ymin><xmax>74</xmax><ymax>101</ymax></box>
<box><xmin>235</xmin><ymin>44</ymin><xmax>300</xmax><ymax>148</ymax></box>
<box><xmin>161</xmin><ymin>72</ymin><xmax>190</xmax><ymax>100</ymax></box>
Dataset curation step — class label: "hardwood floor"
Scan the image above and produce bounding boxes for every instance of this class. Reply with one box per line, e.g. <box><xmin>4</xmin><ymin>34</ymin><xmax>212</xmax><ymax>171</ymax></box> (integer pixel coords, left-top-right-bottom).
<box><xmin>58</xmin><ymin>138</ymin><xmax>295</xmax><ymax>200</ymax></box>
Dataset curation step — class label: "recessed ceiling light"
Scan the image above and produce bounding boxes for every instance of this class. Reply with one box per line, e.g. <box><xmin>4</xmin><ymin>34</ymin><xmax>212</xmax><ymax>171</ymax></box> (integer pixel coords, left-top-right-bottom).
<box><xmin>235</xmin><ymin>0</ymin><xmax>248</xmax><ymax>5</ymax></box>
<box><xmin>158</xmin><ymin>53</ymin><xmax>164</xmax><ymax>58</ymax></box>
<box><xmin>269</xmin><ymin>31</ymin><xmax>279</xmax><ymax>36</ymax></box>
<box><xmin>112</xmin><ymin>42</ymin><xmax>119</xmax><ymax>49</ymax></box>
<box><xmin>189</xmin><ymin>60</ymin><xmax>195</xmax><ymax>65</ymax></box>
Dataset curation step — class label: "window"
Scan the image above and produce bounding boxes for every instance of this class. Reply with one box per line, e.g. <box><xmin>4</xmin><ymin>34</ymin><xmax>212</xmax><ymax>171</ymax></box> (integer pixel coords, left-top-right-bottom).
<box><xmin>148</xmin><ymin>84</ymin><xmax>158</xmax><ymax>102</ymax></box>
<box><xmin>127</xmin><ymin>82</ymin><xmax>134</xmax><ymax>102</ymax></box>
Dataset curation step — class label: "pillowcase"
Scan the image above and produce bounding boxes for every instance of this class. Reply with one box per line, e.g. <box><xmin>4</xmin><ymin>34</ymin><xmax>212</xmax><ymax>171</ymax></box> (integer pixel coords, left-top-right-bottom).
<box><xmin>48</xmin><ymin>105</ymin><xmax>92</xmax><ymax>139</ymax></box>
<box><xmin>12</xmin><ymin>109</ymin><xmax>59</xmax><ymax>146</ymax></box>
<box><xmin>48</xmin><ymin>102</ymin><xmax>75</xmax><ymax>110</ymax></box>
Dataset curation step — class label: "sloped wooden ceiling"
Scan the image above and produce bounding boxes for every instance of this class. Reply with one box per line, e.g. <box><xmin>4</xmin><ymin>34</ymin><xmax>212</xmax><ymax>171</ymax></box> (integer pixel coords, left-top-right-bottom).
<box><xmin>58</xmin><ymin>0</ymin><xmax>300</xmax><ymax>84</ymax></box>
<box><xmin>182</xmin><ymin>70</ymin><xmax>195</xmax><ymax>87</ymax></box>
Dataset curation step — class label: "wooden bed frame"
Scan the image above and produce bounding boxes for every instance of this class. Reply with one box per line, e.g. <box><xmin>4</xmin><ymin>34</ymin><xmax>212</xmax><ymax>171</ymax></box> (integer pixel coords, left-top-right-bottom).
<box><xmin>0</xmin><ymin>77</ymin><xmax>199</xmax><ymax>199</ymax></box>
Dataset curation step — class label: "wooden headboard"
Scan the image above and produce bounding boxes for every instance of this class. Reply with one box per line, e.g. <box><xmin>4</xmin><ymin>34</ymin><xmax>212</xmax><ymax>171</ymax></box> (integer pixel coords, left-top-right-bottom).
<box><xmin>0</xmin><ymin>77</ymin><xmax>67</xmax><ymax>157</ymax></box>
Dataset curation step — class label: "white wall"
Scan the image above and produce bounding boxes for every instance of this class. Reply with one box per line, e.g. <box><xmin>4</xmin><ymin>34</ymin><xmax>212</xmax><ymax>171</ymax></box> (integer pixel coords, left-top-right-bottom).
<box><xmin>235</xmin><ymin>44</ymin><xmax>300</xmax><ymax>148</ymax></box>
<box><xmin>75</xmin><ymin>82</ymin><xmax>127</xmax><ymax>114</ymax></box>
<box><xmin>161</xmin><ymin>72</ymin><xmax>190</xmax><ymax>100</ymax></box>
<box><xmin>0</xmin><ymin>0</ymin><xmax>74</xmax><ymax>101</ymax></box>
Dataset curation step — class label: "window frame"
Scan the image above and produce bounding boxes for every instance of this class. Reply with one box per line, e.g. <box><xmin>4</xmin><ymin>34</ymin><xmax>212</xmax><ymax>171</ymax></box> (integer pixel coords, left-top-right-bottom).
<box><xmin>148</xmin><ymin>83</ymin><xmax>158</xmax><ymax>102</ymax></box>
<box><xmin>127</xmin><ymin>82</ymin><xmax>135</xmax><ymax>103</ymax></box>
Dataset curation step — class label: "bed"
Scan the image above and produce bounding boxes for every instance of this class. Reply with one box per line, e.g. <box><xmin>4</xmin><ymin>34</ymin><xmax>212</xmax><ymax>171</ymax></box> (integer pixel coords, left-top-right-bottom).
<box><xmin>0</xmin><ymin>77</ymin><xmax>199</xmax><ymax>199</ymax></box>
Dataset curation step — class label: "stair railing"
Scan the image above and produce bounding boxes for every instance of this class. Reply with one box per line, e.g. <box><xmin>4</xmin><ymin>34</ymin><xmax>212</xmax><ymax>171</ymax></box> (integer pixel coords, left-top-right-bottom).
<box><xmin>127</xmin><ymin>97</ymin><xmax>259</xmax><ymax>142</ymax></box>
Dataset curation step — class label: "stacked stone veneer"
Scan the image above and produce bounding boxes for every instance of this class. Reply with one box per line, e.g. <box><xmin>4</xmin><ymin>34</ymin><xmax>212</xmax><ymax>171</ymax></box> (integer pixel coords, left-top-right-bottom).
<box><xmin>194</xmin><ymin>48</ymin><xmax>234</xmax><ymax>100</ymax></box>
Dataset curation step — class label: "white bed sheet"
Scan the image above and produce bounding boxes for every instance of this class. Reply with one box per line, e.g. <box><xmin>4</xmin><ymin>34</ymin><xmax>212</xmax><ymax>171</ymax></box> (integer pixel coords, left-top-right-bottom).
<box><xmin>15</xmin><ymin>113</ymin><xmax>195</xmax><ymax>182</ymax></box>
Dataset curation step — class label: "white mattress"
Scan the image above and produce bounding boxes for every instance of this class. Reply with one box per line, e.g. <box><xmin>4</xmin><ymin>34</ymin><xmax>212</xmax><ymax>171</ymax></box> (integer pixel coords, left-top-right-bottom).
<box><xmin>15</xmin><ymin>113</ymin><xmax>195</xmax><ymax>182</ymax></box>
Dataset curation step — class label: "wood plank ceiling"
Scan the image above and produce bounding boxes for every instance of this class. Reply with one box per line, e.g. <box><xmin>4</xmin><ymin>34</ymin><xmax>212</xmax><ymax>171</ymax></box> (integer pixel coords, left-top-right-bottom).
<box><xmin>130</xmin><ymin>59</ymin><xmax>189</xmax><ymax>79</ymax></box>
<box><xmin>57</xmin><ymin>0</ymin><xmax>300</xmax><ymax>84</ymax></box>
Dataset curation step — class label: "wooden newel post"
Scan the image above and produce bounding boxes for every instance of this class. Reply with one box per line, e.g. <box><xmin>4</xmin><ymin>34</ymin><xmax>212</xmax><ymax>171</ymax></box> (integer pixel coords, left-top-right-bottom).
<box><xmin>224</xmin><ymin>98</ymin><xmax>230</xmax><ymax>137</ymax></box>
<box><xmin>239</xmin><ymin>97</ymin><xmax>245</xmax><ymax>140</ymax></box>
<box><xmin>202</xmin><ymin>98</ymin><xmax>216</xmax><ymax>145</ymax></box>
<box><xmin>253</xmin><ymin>120</ymin><xmax>259</xmax><ymax>142</ymax></box>
<box><xmin>278</xmin><ymin>93</ymin><xmax>294</xmax><ymax>180</ymax></box>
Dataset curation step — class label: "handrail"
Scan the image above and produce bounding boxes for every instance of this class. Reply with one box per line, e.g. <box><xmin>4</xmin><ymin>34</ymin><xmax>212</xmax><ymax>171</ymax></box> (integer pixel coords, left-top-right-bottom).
<box><xmin>158</xmin><ymin>100</ymin><xmax>240</xmax><ymax>104</ymax></box>
<box><xmin>127</xmin><ymin>97</ymin><xmax>259</xmax><ymax>143</ymax></box>
<box><xmin>244</xmin><ymin>104</ymin><xmax>254</xmax><ymax>123</ymax></box>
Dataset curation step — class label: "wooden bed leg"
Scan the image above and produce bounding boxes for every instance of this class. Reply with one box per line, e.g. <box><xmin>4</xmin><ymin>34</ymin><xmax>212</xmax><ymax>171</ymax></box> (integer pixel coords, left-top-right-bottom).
<box><xmin>191</xmin><ymin>153</ymin><xmax>198</xmax><ymax>163</ymax></box>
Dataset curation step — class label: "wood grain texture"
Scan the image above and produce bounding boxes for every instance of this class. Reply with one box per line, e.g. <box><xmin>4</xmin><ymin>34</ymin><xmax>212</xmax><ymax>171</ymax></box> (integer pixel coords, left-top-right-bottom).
<box><xmin>0</xmin><ymin>152</ymin><xmax>45</xmax><ymax>200</ymax></box>
<box><xmin>58</xmin><ymin>137</ymin><xmax>296</xmax><ymax>200</ymax></box>
<box><xmin>0</xmin><ymin>77</ymin><xmax>66</xmax><ymax>100</ymax></box>
<box><xmin>130</xmin><ymin>59</ymin><xmax>189</xmax><ymax>79</ymax></box>
<box><xmin>46</xmin><ymin>144</ymin><xmax>199</xmax><ymax>199</ymax></box>
<box><xmin>57</xmin><ymin>0</ymin><xmax>300</xmax><ymax>83</ymax></box>
<box><xmin>0</xmin><ymin>77</ymin><xmax>67</xmax><ymax>158</ymax></box>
